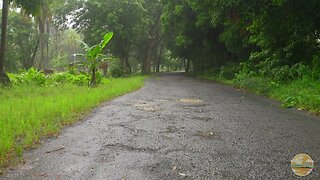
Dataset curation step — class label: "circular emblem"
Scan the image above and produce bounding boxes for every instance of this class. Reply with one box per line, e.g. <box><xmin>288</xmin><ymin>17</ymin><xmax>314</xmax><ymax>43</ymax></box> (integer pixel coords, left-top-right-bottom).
<box><xmin>291</xmin><ymin>154</ymin><xmax>314</xmax><ymax>177</ymax></box>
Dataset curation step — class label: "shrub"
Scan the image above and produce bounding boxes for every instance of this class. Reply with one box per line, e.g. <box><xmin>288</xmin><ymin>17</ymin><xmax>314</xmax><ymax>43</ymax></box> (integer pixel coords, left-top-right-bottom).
<box><xmin>51</xmin><ymin>72</ymin><xmax>90</xmax><ymax>86</ymax></box>
<box><xmin>9</xmin><ymin>68</ymin><xmax>94</xmax><ymax>86</ymax></box>
<box><xmin>218</xmin><ymin>63</ymin><xmax>241</xmax><ymax>80</ymax></box>
<box><xmin>312</xmin><ymin>56</ymin><xmax>320</xmax><ymax>80</ymax></box>
<box><xmin>12</xmin><ymin>68</ymin><xmax>48</xmax><ymax>86</ymax></box>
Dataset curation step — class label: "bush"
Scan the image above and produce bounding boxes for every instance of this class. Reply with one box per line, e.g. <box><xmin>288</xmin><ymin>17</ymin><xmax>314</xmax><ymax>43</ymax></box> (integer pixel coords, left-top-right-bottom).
<box><xmin>218</xmin><ymin>63</ymin><xmax>241</xmax><ymax>80</ymax></box>
<box><xmin>9</xmin><ymin>68</ymin><xmax>95</xmax><ymax>86</ymax></box>
<box><xmin>312</xmin><ymin>56</ymin><xmax>320</xmax><ymax>80</ymax></box>
<box><xmin>51</xmin><ymin>72</ymin><xmax>90</xmax><ymax>86</ymax></box>
<box><xmin>10</xmin><ymin>68</ymin><xmax>48</xmax><ymax>86</ymax></box>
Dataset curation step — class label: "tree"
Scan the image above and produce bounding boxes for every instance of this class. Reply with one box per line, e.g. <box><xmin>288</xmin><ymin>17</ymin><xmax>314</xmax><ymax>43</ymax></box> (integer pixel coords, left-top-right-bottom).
<box><xmin>36</xmin><ymin>4</ymin><xmax>51</xmax><ymax>69</ymax></box>
<box><xmin>62</xmin><ymin>0</ymin><xmax>146</xmax><ymax>74</ymax></box>
<box><xmin>0</xmin><ymin>0</ymin><xmax>49</xmax><ymax>84</ymax></box>
<box><xmin>161</xmin><ymin>0</ymin><xmax>232</xmax><ymax>72</ymax></box>
<box><xmin>162</xmin><ymin>0</ymin><xmax>320</xmax><ymax>75</ymax></box>
<box><xmin>1</xmin><ymin>11</ymin><xmax>39</xmax><ymax>70</ymax></box>
<box><xmin>138</xmin><ymin>0</ymin><xmax>163</xmax><ymax>74</ymax></box>
<box><xmin>55</xmin><ymin>0</ymin><xmax>165</xmax><ymax>74</ymax></box>
<box><xmin>79</xmin><ymin>32</ymin><xmax>113</xmax><ymax>86</ymax></box>
<box><xmin>0</xmin><ymin>0</ymin><xmax>10</xmax><ymax>84</ymax></box>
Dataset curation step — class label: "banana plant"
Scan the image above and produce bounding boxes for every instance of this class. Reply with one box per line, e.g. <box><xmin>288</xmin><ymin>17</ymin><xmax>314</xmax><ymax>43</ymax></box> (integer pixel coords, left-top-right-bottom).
<box><xmin>78</xmin><ymin>32</ymin><xmax>113</xmax><ymax>86</ymax></box>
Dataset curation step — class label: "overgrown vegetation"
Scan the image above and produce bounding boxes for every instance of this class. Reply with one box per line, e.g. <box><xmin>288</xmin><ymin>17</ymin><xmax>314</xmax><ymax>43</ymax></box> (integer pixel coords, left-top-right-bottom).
<box><xmin>78</xmin><ymin>32</ymin><xmax>113</xmax><ymax>86</ymax></box>
<box><xmin>196</xmin><ymin>60</ymin><xmax>320</xmax><ymax>113</ymax></box>
<box><xmin>0</xmin><ymin>69</ymin><xmax>146</xmax><ymax>169</ymax></box>
<box><xmin>161</xmin><ymin>0</ymin><xmax>320</xmax><ymax>113</ymax></box>
<box><xmin>7</xmin><ymin>68</ymin><xmax>108</xmax><ymax>86</ymax></box>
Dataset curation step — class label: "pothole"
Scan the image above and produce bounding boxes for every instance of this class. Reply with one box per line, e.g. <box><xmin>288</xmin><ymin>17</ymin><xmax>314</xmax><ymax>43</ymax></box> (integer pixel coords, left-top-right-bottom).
<box><xmin>131</xmin><ymin>101</ymin><xmax>161</xmax><ymax>112</ymax></box>
<box><xmin>104</xmin><ymin>143</ymin><xmax>160</xmax><ymax>153</ymax></box>
<box><xmin>193</xmin><ymin>117</ymin><xmax>212</xmax><ymax>122</ymax></box>
<box><xmin>138</xmin><ymin>106</ymin><xmax>160</xmax><ymax>112</ymax></box>
<box><xmin>195</xmin><ymin>131</ymin><xmax>219</xmax><ymax>139</ymax></box>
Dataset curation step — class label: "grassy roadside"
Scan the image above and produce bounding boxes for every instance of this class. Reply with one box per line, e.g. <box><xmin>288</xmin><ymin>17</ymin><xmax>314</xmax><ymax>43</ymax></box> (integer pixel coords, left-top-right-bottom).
<box><xmin>0</xmin><ymin>76</ymin><xmax>146</xmax><ymax>170</ymax></box>
<box><xmin>197</xmin><ymin>74</ymin><xmax>320</xmax><ymax>114</ymax></box>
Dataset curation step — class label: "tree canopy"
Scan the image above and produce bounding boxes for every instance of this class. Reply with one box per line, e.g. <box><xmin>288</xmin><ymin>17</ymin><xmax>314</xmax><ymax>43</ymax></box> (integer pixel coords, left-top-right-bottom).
<box><xmin>1</xmin><ymin>0</ymin><xmax>320</xmax><ymax>80</ymax></box>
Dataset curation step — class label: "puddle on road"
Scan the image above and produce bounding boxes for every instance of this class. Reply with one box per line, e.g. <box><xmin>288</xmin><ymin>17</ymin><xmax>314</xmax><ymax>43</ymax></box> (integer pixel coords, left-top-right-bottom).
<box><xmin>195</xmin><ymin>131</ymin><xmax>219</xmax><ymax>139</ymax></box>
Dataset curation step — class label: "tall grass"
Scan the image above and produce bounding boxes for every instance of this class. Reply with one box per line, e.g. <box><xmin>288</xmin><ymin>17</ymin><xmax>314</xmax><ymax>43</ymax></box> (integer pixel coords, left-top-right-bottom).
<box><xmin>0</xmin><ymin>76</ymin><xmax>146</xmax><ymax>169</ymax></box>
<box><xmin>270</xmin><ymin>77</ymin><xmax>320</xmax><ymax>112</ymax></box>
<box><xmin>198</xmin><ymin>72</ymin><xmax>320</xmax><ymax>113</ymax></box>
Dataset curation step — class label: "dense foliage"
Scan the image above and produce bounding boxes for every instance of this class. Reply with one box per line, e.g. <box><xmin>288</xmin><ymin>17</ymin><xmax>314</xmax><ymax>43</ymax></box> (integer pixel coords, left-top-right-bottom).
<box><xmin>160</xmin><ymin>0</ymin><xmax>320</xmax><ymax>112</ymax></box>
<box><xmin>161</xmin><ymin>0</ymin><xmax>320</xmax><ymax>79</ymax></box>
<box><xmin>56</xmin><ymin>0</ymin><xmax>164</xmax><ymax>75</ymax></box>
<box><xmin>8</xmin><ymin>68</ymin><xmax>108</xmax><ymax>86</ymax></box>
<box><xmin>1</xmin><ymin>0</ymin><xmax>320</xmax><ymax>79</ymax></box>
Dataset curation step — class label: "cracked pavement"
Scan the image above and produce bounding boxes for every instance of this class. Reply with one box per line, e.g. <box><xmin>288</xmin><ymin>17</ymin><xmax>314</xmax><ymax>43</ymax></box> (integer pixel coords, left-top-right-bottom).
<box><xmin>2</xmin><ymin>73</ymin><xmax>320</xmax><ymax>179</ymax></box>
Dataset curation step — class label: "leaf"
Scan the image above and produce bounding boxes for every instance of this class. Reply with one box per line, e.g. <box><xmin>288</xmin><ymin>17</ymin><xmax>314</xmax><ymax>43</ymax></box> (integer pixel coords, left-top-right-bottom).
<box><xmin>79</xmin><ymin>40</ymin><xmax>90</xmax><ymax>52</ymax></box>
<box><xmin>100</xmin><ymin>32</ymin><xmax>114</xmax><ymax>49</ymax></box>
<box><xmin>282</xmin><ymin>97</ymin><xmax>298</xmax><ymax>108</ymax></box>
<box><xmin>88</xmin><ymin>45</ymin><xmax>101</xmax><ymax>58</ymax></box>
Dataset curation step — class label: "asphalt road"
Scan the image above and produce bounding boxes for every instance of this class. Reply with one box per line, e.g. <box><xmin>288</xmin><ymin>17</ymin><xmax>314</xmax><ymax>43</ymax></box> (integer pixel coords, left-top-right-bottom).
<box><xmin>2</xmin><ymin>73</ymin><xmax>320</xmax><ymax>179</ymax></box>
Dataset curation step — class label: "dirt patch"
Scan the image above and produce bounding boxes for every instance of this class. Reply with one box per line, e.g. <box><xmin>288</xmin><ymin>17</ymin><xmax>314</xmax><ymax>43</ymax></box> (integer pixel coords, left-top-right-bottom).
<box><xmin>179</xmin><ymin>98</ymin><xmax>203</xmax><ymax>104</ymax></box>
<box><xmin>131</xmin><ymin>101</ymin><xmax>161</xmax><ymax>112</ymax></box>
<box><xmin>155</xmin><ymin>99</ymin><xmax>173</xmax><ymax>102</ymax></box>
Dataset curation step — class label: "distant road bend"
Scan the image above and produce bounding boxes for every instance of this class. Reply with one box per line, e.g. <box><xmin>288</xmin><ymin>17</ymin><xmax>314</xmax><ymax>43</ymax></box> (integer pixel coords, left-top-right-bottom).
<box><xmin>3</xmin><ymin>73</ymin><xmax>320</xmax><ymax>179</ymax></box>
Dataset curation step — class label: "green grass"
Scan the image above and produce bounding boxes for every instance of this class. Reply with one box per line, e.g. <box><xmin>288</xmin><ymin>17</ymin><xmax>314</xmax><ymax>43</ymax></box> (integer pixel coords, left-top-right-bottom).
<box><xmin>198</xmin><ymin>74</ymin><xmax>320</xmax><ymax>113</ymax></box>
<box><xmin>0</xmin><ymin>76</ymin><xmax>146</xmax><ymax>169</ymax></box>
<box><xmin>270</xmin><ymin>78</ymin><xmax>320</xmax><ymax>113</ymax></box>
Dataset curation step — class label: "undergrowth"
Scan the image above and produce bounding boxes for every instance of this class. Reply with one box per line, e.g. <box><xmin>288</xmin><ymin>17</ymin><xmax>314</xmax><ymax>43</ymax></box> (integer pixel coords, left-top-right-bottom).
<box><xmin>196</xmin><ymin>59</ymin><xmax>320</xmax><ymax>113</ymax></box>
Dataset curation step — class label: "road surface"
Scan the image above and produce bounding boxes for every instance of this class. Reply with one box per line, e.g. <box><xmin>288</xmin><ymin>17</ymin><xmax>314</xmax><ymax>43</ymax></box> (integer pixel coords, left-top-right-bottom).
<box><xmin>2</xmin><ymin>73</ymin><xmax>320</xmax><ymax>179</ymax></box>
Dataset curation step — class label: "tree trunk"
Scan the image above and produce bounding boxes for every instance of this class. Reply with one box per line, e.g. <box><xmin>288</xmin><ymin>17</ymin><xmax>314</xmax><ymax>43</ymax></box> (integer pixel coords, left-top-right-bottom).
<box><xmin>184</xmin><ymin>59</ymin><xmax>190</xmax><ymax>73</ymax></box>
<box><xmin>142</xmin><ymin>45</ymin><xmax>151</xmax><ymax>74</ymax></box>
<box><xmin>156</xmin><ymin>43</ymin><xmax>164</xmax><ymax>73</ymax></box>
<box><xmin>90</xmin><ymin>67</ymin><xmax>96</xmax><ymax>86</ymax></box>
<box><xmin>38</xmin><ymin>14</ymin><xmax>45</xmax><ymax>69</ymax></box>
<box><xmin>45</xmin><ymin>19</ymin><xmax>50</xmax><ymax>68</ymax></box>
<box><xmin>37</xmin><ymin>6</ymin><xmax>48</xmax><ymax>70</ymax></box>
<box><xmin>22</xmin><ymin>39</ymin><xmax>39</xmax><ymax>69</ymax></box>
<box><xmin>29</xmin><ymin>42</ymin><xmax>39</xmax><ymax>68</ymax></box>
<box><xmin>123</xmin><ymin>53</ymin><xmax>131</xmax><ymax>74</ymax></box>
<box><xmin>0</xmin><ymin>0</ymin><xmax>11</xmax><ymax>85</ymax></box>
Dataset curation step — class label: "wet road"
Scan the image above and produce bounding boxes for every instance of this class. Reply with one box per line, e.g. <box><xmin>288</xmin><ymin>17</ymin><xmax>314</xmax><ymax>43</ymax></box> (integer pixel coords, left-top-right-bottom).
<box><xmin>3</xmin><ymin>73</ymin><xmax>320</xmax><ymax>179</ymax></box>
